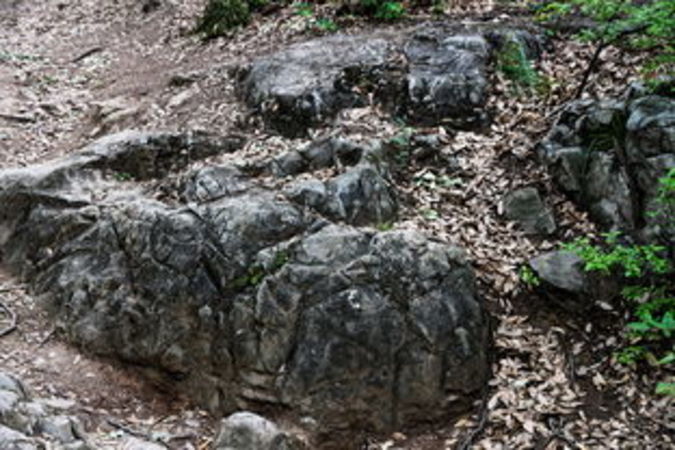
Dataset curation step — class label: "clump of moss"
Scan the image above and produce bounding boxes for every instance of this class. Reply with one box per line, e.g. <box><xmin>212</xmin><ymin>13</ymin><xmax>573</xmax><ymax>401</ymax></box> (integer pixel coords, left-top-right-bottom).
<box><xmin>195</xmin><ymin>0</ymin><xmax>257</xmax><ymax>39</ymax></box>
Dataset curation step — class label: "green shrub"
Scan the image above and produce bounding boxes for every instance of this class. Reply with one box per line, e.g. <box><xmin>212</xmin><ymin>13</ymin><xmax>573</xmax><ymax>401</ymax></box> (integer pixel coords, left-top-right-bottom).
<box><xmin>562</xmin><ymin>187</ymin><xmax>674</xmax><ymax>395</ymax></box>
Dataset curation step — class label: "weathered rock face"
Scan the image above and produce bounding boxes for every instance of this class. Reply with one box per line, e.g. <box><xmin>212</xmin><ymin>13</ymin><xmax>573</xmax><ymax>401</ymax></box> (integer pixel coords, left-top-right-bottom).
<box><xmin>529</xmin><ymin>251</ymin><xmax>618</xmax><ymax>311</ymax></box>
<box><xmin>0</xmin><ymin>131</ymin><xmax>488</xmax><ymax>442</ymax></box>
<box><xmin>214</xmin><ymin>412</ymin><xmax>305</xmax><ymax>450</ymax></box>
<box><xmin>239</xmin><ymin>24</ymin><xmax>542</xmax><ymax>136</ymax></box>
<box><xmin>0</xmin><ymin>372</ymin><xmax>89</xmax><ymax>450</ymax></box>
<box><xmin>538</xmin><ymin>94</ymin><xmax>675</xmax><ymax>248</ymax></box>
<box><xmin>502</xmin><ymin>187</ymin><xmax>556</xmax><ymax>236</ymax></box>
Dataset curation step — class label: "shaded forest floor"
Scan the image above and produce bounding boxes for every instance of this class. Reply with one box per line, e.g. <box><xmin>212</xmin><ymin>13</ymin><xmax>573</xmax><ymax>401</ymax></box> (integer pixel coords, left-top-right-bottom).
<box><xmin>0</xmin><ymin>0</ymin><xmax>672</xmax><ymax>448</ymax></box>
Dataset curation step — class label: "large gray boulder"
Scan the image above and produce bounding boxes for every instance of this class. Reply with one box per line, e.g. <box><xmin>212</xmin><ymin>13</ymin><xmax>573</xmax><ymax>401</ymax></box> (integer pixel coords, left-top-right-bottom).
<box><xmin>0</xmin><ymin>131</ymin><xmax>488</xmax><ymax>442</ymax></box>
<box><xmin>538</xmin><ymin>94</ymin><xmax>675</xmax><ymax>250</ymax></box>
<box><xmin>238</xmin><ymin>24</ymin><xmax>542</xmax><ymax>136</ymax></box>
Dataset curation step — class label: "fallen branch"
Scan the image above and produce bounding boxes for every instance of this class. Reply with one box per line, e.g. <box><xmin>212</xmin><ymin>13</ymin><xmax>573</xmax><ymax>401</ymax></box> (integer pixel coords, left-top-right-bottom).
<box><xmin>456</xmin><ymin>390</ymin><xmax>490</xmax><ymax>450</ymax></box>
<box><xmin>0</xmin><ymin>113</ymin><xmax>35</xmax><ymax>124</ymax></box>
<box><xmin>0</xmin><ymin>301</ymin><xmax>17</xmax><ymax>337</ymax></box>
<box><xmin>72</xmin><ymin>46</ymin><xmax>103</xmax><ymax>63</ymax></box>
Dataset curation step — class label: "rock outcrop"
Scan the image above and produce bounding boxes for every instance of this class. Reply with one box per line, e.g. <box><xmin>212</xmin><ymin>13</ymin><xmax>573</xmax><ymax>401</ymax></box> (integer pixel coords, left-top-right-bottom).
<box><xmin>238</xmin><ymin>24</ymin><xmax>542</xmax><ymax>136</ymax></box>
<box><xmin>0</xmin><ymin>372</ymin><xmax>89</xmax><ymax>450</ymax></box>
<box><xmin>0</xmin><ymin>130</ymin><xmax>489</xmax><ymax>443</ymax></box>
<box><xmin>529</xmin><ymin>250</ymin><xmax>618</xmax><ymax>311</ymax></box>
<box><xmin>213</xmin><ymin>412</ymin><xmax>305</xmax><ymax>450</ymax></box>
<box><xmin>502</xmin><ymin>187</ymin><xmax>556</xmax><ymax>236</ymax></box>
<box><xmin>538</xmin><ymin>93</ymin><xmax>675</xmax><ymax>250</ymax></box>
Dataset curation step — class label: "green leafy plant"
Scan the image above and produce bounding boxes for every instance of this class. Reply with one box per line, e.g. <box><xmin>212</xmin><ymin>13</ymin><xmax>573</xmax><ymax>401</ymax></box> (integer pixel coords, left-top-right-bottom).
<box><xmin>563</xmin><ymin>222</ymin><xmax>674</xmax><ymax>395</ymax></box>
<box><xmin>519</xmin><ymin>265</ymin><xmax>541</xmax><ymax>287</ymax></box>
<box><xmin>496</xmin><ymin>37</ymin><xmax>540</xmax><ymax>90</ymax></box>
<box><xmin>315</xmin><ymin>18</ymin><xmax>338</xmax><ymax>32</ymax></box>
<box><xmin>387</xmin><ymin>126</ymin><xmax>413</xmax><ymax>167</ymax></box>
<box><xmin>376</xmin><ymin>221</ymin><xmax>394</xmax><ymax>231</ymax></box>
<box><xmin>114</xmin><ymin>172</ymin><xmax>134</xmax><ymax>182</ymax></box>
<box><xmin>656</xmin><ymin>381</ymin><xmax>675</xmax><ymax>396</ymax></box>
<box><xmin>294</xmin><ymin>2</ymin><xmax>313</xmax><ymax>17</ymax></box>
<box><xmin>649</xmin><ymin>167</ymin><xmax>675</xmax><ymax>233</ymax></box>
<box><xmin>231</xmin><ymin>250</ymin><xmax>290</xmax><ymax>289</ymax></box>
<box><xmin>358</xmin><ymin>0</ymin><xmax>407</xmax><ymax>21</ymax></box>
<box><xmin>562</xmin><ymin>232</ymin><xmax>670</xmax><ymax>277</ymax></box>
<box><xmin>413</xmin><ymin>171</ymin><xmax>461</xmax><ymax>190</ymax></box>
<box><xmin>421</xmin><ymin>207</ymin><xmax>440</xmax><ymax>220</ymax></box>
<box><xmin>536</xmin><ymin>0</ymin><xmax>675</xmax><ymax>96</ymax></box>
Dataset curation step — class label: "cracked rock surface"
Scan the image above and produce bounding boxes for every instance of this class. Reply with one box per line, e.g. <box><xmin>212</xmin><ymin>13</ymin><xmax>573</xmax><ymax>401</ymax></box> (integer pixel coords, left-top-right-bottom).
<box><xmin>238</xmin><ymin>24</ymin><xmax>542</xmax><ymax>136</ymax></box>
<box><xmin>0</xmin><ymin>130</ymin><xmax>488</xmax><ymax>442</ymax></box>
<box><xmin>538</xmin><ymin>93</ymin><xmax>675</xmax><ymax>250</ymax></box>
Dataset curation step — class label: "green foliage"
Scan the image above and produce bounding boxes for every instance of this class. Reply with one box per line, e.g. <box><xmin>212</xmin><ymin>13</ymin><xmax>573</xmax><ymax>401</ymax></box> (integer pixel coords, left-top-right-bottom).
<box><xmin>387</xmin><ymin>126</ymin><xmax>413</xmax><ymax>167</ymax></box>
<box><xmin>420</xmin><ymin>207</ymin><xmax>440</xmax><ymax>220</ymax></box>
<box><xmin>495</xmin><ymin>36</ymin><xmax>548</xmax><ymax>96</ymax></box>
<box><xmin>315</xmin><ymin>18</ymin><xmax>338</xmax><ymax>32</ymax></box>
<box><xmin>358</xmin><ymin>0</ymin><xmax>407</xmax><ymax>21</ymax></box>
<box><xmin>376</xmin><ymin>221</ymin><xmax>394</xmax><ymax>231</ymax></box>
<box><xmin>231</xmin><ymin>250</ymin><xmax>289</xmax><ymax>290</ymax></box>
<box><xmin>650</xmin><ymin>167</ymin><xmax>675</xmax><ymax>231</ymax></box>
<box><xmin>196</xmin><ymin>0</ymin><xmax>251</xmax><ymax>39</ymax></box>
<box><xmin>294</xmin><ymin>2</ymin><xmax>313</xmax><ymax>17</ymax></box>
<box><xmin>561</xmin><ymin>232</ymin><xmax>670</xmax><ymax>277</ymax></box>
<box><xmin>656</xmin><ymin>382</ymin><xmax>675</xmax><ymax>396</ymax></box>
<box><xmin>114</xmin><ymin>172</ymin><xmax>133</xmax><ymax>182</ymax></box>
<box><xmin>497</xmin><ymin>38</ymin><xmax>539</xmax><ymax>86</ymax></box>
<box><xmin>519</xmin><ymin>265</ymin><xmax>541</xmax><ymax>287</ymax></box>
<box><xmin>537</xmin><ymin>0</ymin><xmax>675</xmax><ymax>85</ymax></box>
<box><xmin>563</xmin><ymin>184</ymin><xmax>674</xmax><ymax>396</ymax></box>
<box><xmin>413</xmin><ymin>171</ymin><xmax>461</xmax><ymax>190</ymax></box>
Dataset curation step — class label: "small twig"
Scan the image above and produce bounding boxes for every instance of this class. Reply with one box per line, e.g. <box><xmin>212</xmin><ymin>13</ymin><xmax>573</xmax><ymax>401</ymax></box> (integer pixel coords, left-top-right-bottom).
<box><xmin>38</xmin><ymin>327</ymin><xmax>57</xmax><ymax>347</ymax></box>
<box><xmin>72</xmin><ymin>46</ymin><xmax>103</xmax><ymax>63</ymax></box>
<box><xmin>456</xmin><ymin>391</ymin><xmax>490</xmax><ymax>450</ymax></box>
<box><xmin>0</xmin><ymin>113</ymin><xmax>35</xmax><ymax>123</ymax></box>
<box><xmin>574</xmin><ymin>24</ymin><xmax>649</xmax><ymax>99</ymax></box>
<box><xmin>0</xmin><ymin>301</ymin><xmax>17</xmax><ymax>337</ymax></box>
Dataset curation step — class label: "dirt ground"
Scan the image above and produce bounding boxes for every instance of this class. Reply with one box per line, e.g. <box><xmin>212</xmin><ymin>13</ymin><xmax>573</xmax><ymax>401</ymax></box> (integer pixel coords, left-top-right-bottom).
<box><xmin>1</xmin><ymin>1</ymin><xmax>673</xmax><ymax>449</ymax></box>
